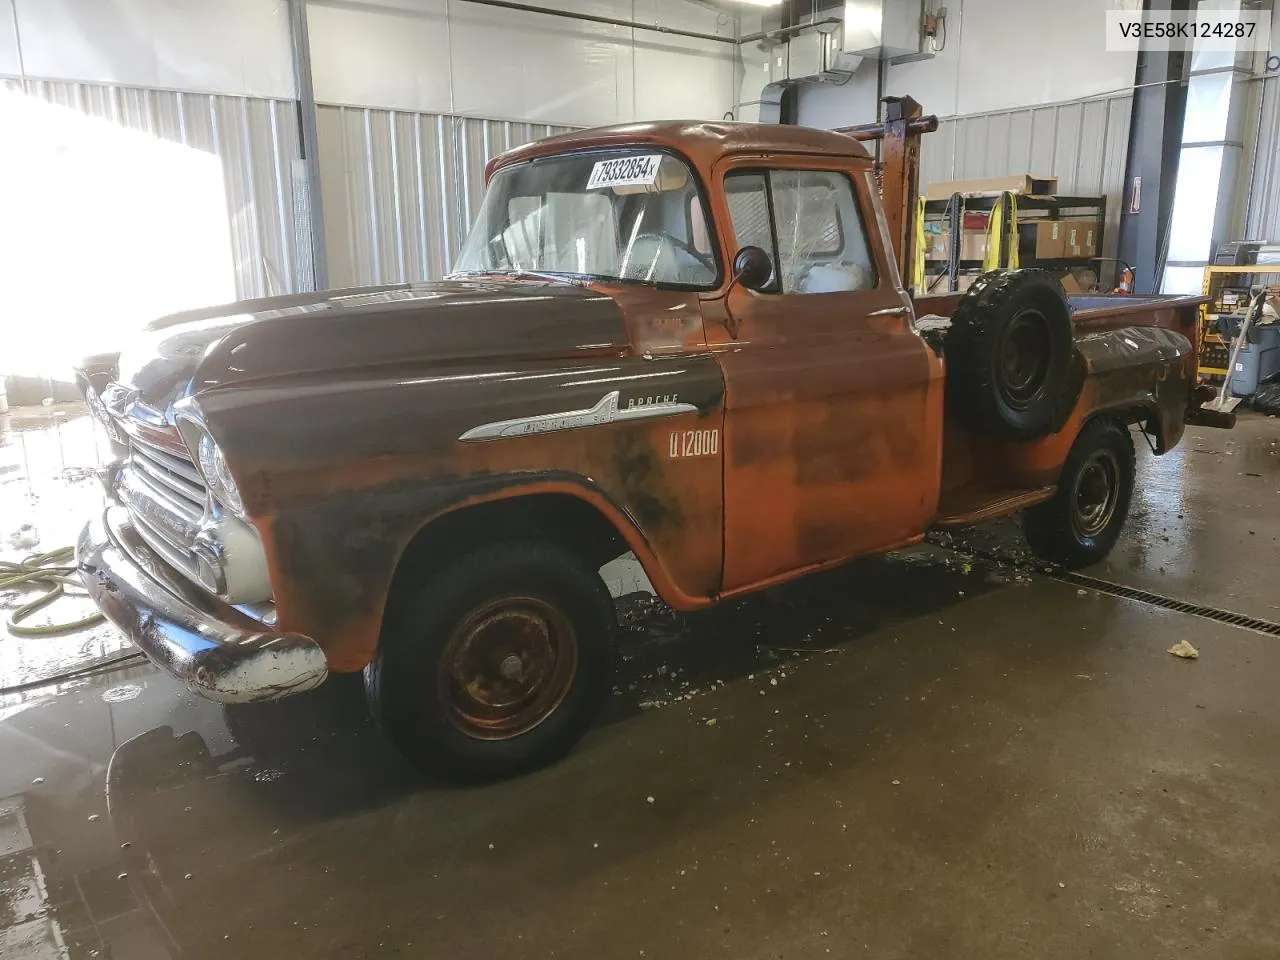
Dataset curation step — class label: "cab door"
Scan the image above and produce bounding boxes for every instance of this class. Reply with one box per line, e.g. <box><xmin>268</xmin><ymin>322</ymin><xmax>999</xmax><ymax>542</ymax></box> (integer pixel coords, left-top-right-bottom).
<box><xmin>701</xmin><ymin>156</ymin><xmax>944</xmax><ymax>593</ymax></box>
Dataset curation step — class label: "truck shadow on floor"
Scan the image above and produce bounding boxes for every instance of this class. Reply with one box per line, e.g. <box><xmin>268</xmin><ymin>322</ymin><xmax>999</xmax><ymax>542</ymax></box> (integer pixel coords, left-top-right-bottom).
<box><xmin>605</xmin><ymin>542</ymin><xmax>1023</xmax><ymax>723</ymax></box>
<box><xmin>137</xmin><ymin>539</ymin><xmax>1032</xmax><ymax>815</ymax></box>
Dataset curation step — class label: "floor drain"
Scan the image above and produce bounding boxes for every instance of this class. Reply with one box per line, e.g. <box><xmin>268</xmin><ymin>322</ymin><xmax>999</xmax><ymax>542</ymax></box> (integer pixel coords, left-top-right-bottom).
<box><xmin>1052</xmin><ymin>571</ymin><xmax>1280</xmax><ymax>638</ymax></box>
<box><xmin>929</xmin><ymin>536</ymin><xmax>1280</xmax><ymax>638</ymax></box>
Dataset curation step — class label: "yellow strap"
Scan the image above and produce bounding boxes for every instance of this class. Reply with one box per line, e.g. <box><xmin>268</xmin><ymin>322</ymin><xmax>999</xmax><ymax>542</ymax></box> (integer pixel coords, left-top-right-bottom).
<box><xmin>911</xmin><ymin>196</ymin><xmax>926</xmax><ymax>292</ymax></box>
<box><xmin>982</xmin><ymin>192</ymin><xmax>1021</xmax><ymax>271</ymax></box>
<box><xmin>1006</xmin><ymin>193</ymin><xmax>1020</xmax><ymax>269</ymax></box>
<box><xmin>983</xmin><ymin>196</ymin><xmax>1002</xmax><ymax>272</ymax></box>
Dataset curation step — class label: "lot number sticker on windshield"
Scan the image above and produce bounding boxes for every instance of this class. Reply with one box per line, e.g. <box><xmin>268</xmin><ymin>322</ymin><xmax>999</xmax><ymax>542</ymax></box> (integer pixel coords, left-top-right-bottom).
<box><xmin>587</xmin><ymin>155</ymin><xmax>663</xmax><ymax>190</ymax></box>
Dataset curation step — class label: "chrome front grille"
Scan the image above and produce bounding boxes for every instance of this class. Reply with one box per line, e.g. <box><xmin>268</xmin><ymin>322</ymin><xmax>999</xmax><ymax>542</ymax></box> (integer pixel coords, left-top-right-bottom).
<box><xmin>109</xmin><ymin>412</ymin><xmax>277</xmax><ymax>615</ymax></box>
<box><xmin>116</xmin><ymin>429</ymin><xmax>209</xmax><ymax>585</ymax></box>
<box><xmin>130</xmin><ymin>434</ymin><xmax>207</xmax><ymax>516</ymax></box>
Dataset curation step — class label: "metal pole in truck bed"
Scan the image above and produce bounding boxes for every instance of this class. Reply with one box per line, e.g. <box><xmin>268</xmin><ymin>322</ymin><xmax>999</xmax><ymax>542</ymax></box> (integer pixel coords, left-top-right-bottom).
<box><xmin>836</xmin><ymin>96</ymin><xmax>939</xmax><ymax>287</ymax></box>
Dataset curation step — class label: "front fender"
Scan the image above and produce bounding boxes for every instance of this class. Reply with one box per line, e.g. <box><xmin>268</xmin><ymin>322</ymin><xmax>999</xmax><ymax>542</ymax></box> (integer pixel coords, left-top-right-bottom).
<box><xmin>257</xmin><ymin>471</ymin><xmax>702</xmax><ymax>673</ymax></box>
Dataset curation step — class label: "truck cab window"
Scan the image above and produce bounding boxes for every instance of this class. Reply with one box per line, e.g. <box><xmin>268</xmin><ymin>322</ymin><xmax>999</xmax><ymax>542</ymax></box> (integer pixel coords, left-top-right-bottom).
<box><xmin>724</xmin><ymin>172</ymin><xmax>779</xmax><ymax>290</ymax></box>
<box><xmin>455</xmin><ymin>151</ymin><xmax>718</xmax><ymax>289</ymax></box>
<box><xmin>724</xmin><ymin>169</ymin><xmax>877</xmax><ymax>295</ymax></box>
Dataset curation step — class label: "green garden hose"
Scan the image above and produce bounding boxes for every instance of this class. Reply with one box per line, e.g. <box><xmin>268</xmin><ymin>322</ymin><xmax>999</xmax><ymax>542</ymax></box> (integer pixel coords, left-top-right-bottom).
<box><xmin>1</xmin><ymin>547</ymin><xmax>106</xmax><ymax>636</ymax></box>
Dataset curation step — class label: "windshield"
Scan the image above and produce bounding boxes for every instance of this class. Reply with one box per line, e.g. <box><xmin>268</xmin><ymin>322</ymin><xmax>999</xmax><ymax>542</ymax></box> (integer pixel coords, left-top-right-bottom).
<box><xmin>453</xmin><ymin>150</ymin><xmax>719</xmax><ymax>288</ymax></box>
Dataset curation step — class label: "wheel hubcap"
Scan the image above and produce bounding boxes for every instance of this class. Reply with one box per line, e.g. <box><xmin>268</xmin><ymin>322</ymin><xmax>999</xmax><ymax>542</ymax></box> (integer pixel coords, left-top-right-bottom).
<box><xmin>998</xmin><ymin>310</ymin><xmax>1053</xmax><ymax>410</ymax></box>
<box><xmin>1072</xmin><ymin>449</ymin><xmax>1120</xmax><ymax>539</ymax></box>
<box><xmin>439</xmin><ymin>597</ymin><xmax>578</xmax><ymax>741</ymax></box>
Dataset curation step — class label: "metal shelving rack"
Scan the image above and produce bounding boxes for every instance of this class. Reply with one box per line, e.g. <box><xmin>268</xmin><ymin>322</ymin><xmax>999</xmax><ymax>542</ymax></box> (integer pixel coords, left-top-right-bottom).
<box><xmin>1198</xmin><ymin>264</ymin><xmax>1280</xmax><ymax>380</ymax></box>
<box><xmin>923</xmin><ymin>194</ymin><xmax>1107</xmax><ymax>294</ymax></box>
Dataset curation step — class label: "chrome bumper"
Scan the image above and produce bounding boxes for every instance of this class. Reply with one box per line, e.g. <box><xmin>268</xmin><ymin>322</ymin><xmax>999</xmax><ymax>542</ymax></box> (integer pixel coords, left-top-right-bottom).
<box><xmin>77</xmin><ymin>507</ymin><xmax>328</xmax><ymax>704</ymax></box>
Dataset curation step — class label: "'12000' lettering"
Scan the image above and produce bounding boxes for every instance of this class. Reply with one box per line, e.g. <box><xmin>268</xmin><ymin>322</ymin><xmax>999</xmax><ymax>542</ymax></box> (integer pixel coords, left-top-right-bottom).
<box><xmin>669</xmin><ymin>429</ymin><xmax>719</xmax><ymax>459</ymax></box>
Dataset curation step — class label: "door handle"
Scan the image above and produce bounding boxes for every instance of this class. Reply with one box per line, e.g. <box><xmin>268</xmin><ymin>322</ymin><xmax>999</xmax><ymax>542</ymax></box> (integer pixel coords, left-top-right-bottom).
<box><xmin>868</xmin><ymin>305</ymin><xmax>911</xmax><ymax>317</ymax></box>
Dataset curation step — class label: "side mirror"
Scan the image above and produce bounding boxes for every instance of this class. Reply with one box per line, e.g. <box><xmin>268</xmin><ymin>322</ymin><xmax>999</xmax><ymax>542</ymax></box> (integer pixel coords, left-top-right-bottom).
<box><xmin>732</xmin><ymin>245</ymin><xmax>773</xmax><ymax>293</ymax></box>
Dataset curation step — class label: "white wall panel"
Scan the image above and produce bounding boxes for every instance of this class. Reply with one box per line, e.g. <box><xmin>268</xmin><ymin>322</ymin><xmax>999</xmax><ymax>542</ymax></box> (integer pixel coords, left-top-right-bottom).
<box><xmin>889</xmin><ymin>0</ymin><xmax>1138</xmax><ymax>117</ymax></box>
<box><xmin>633</xmin><ymin>31</ymin><xmax>736</xmax><ymax>122</ymax></box>
<box><xmin>5</xmin><ymin>0</ymin><xmax>294</xmax><ymax>99</ymax></box>
<box><xmin>448</xmin><ymin>0</ymin><xmax>626</xmax><ymax>126</ymax></box>
<box><xmin>307</xmin><ymin>0</ymin><xmax>737</xmax><ymax>126</ymax></box>
<box><xmin>306</xmin><ymin>0</ymin><xmax>453</xmax><ymax>114</ymax></box>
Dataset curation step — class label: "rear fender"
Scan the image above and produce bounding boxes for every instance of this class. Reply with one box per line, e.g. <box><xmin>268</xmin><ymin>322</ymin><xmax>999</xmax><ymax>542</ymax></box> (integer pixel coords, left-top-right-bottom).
<box><xmin>1074</xmin><ymin>325</ymin><xmax>1193</xmax><ymax>454</ymax></box>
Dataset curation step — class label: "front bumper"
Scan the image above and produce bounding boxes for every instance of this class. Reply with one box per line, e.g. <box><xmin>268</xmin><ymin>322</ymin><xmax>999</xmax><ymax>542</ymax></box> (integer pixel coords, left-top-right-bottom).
<box><xmin>77</xmin><ymin>508</ymin><xmax>328</xmax><ymax>703</ymax></box>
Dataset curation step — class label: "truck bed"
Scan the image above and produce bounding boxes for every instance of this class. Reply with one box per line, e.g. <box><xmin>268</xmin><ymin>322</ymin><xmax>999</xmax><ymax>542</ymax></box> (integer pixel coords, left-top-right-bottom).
<box><xmin>914</xmin><ymin>291</ymin><xmax>1207</xmax><ymax>338</ymax></box>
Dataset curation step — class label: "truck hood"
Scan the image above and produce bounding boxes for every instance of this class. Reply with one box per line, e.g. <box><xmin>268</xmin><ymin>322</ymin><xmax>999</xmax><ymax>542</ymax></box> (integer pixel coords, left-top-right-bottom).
<box><xmin>111</xmin><ymin>279</ymin><xmax>627</xmax><ymax>416</ymax></box>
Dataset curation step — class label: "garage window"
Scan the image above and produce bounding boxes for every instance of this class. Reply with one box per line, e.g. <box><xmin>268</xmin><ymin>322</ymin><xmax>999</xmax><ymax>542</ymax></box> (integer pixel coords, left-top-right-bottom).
<box><xmin>724</xmin><ymin>169</ymin><xmax>877</xmax><ymax>295</ymax></box>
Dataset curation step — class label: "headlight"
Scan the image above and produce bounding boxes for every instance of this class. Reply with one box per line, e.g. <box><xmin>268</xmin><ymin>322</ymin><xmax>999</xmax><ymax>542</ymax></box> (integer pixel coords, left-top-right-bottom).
<box><xmin>193</xmin><ymin>430</ymin><xmax>244</xmax><ymax>515</ymax></box>
<box><xmin>213</xmin><ymin>447</ymin><xmax>244</xmax><ymax>514</ymax></box>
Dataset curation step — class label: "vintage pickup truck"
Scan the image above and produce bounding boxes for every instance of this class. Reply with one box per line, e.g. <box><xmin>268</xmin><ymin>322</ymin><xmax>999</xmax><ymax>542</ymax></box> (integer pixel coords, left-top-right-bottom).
<box><xmin>77</xmin><ymin>98</ymin><xmax>1228</xmax><ymax>777</ymax></box>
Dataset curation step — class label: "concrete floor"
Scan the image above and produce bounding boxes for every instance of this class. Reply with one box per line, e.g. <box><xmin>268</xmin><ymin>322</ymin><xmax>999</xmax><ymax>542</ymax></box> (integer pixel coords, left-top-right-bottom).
<box><xmin>2</xmin><ymin>408</ymin><xmax>1279</xmax><ymax>959</ymax></box>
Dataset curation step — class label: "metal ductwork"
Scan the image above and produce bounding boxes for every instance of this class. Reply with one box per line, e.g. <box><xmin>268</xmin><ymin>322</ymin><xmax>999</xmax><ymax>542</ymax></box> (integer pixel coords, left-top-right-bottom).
<box><xmin>777</xmin><ymin>0</ymin><xmax>932</xmax><ymax>84</ymax></box>
<box><xmin>841</xmin><ymin>0</ymin><xmax>929</xmax><ymax>61</ymax></box>
<box><xmin>736</xmin><ymin>0</ymin><xmax>936</xmax><ymax>120</ymax></box>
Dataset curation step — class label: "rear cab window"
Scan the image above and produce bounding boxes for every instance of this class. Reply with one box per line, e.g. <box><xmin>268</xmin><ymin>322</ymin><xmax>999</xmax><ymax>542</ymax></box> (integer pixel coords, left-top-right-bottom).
<box><xmin>723</xmin><ymin>168</ymin><xmax>878</xmax><ymax>295</ymax></box>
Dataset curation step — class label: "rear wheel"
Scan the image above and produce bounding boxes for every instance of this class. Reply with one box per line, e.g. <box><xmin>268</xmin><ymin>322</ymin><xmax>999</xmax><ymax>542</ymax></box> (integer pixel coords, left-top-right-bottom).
<box><xmin>366</xmin><ymin>541</ymin><xmax>615</xmax><ymax>779</ymax></box>
<box><xmin>1024</xmin><ymin>418</ymin><xmax>1136</xmax><ymax>568</ymax></box>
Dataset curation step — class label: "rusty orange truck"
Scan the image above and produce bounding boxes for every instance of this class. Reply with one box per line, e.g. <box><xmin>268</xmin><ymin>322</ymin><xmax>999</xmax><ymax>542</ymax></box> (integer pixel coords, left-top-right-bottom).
<box><xmin>77</xmin><ymin>98</ymin><xmax>1228</xmax><ymax>777</ymax></box>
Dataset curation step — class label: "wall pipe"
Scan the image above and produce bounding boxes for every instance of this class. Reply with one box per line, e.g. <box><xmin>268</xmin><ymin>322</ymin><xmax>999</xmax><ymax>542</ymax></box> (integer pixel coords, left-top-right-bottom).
<box><xmin>455</xmin><ymin>0</ymin><xmax>841</xmax><ymax>46</ymax></box>
<box><xmin>455</xmin><ymin>0</ymin><xmax>738</xmax><ymax>42</ymax></box>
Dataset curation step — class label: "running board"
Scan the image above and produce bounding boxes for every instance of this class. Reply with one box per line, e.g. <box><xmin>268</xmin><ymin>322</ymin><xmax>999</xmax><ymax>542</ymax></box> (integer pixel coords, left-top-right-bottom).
<box><xmin>933</xmin><ymin>486</ymin><xmax>1055</xmax><ymax>527</ymax></box>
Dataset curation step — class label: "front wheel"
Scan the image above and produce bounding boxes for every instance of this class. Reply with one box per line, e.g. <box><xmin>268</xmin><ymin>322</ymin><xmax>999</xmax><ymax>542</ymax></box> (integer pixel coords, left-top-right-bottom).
<box><xmin>1024</xmin><ymin>418</ymin><xmax>1136</xmax><ymax>569</ymax></box>
<box><xmin>365</xmin><ymin>541</ymin><xmax>616</xmax><ymax>779</ymax></box>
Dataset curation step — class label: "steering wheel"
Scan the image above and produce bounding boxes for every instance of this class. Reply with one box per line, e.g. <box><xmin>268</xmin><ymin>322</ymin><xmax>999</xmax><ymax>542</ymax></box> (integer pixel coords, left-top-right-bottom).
<box><xmin>632</xmin><ymin>231</ymin><xmax>716</xmax><ymax>272</ymax></box>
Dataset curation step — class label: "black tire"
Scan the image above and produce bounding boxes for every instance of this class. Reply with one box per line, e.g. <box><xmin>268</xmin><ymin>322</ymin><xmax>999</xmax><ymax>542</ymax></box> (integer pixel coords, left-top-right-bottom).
<box><xmin>946</xmin><ymin>269</ymin><xmax>1077</xmax><ymax>440</ymax></box>
<box><xmin>365</xmin><ymin>541</ymin><xmax>616</xmax><ymax>780</ymax></box>
<box><xmin>1024</xmin><ymin>418</ymin><xmax>1136</xmax><ymax>568</ymax></box>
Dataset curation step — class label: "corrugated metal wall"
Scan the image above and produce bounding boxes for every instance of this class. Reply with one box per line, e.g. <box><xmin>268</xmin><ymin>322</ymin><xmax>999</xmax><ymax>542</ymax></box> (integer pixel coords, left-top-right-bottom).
<box><xmin>921</xmin><ymin>92</ymin><xmax>1133</xmax><ymax>261</ymax></box>
<box><xmin>1</xmin><ymin>78</ymin><xmax>301</xmax><ymax>299</ymax></box>
<box><xmin>1241</xmin><ymin>76</ymin><xmax>1280</xmax><ymax>242</ymax></box>
<box><xmin>316</xmin><ymin>105</ymin><xmax>574</xmax><ymax>287</ymax></box>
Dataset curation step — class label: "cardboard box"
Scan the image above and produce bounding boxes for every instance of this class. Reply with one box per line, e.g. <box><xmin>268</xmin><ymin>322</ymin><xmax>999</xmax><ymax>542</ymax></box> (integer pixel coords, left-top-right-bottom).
<box><xmin>1064</xmin><ymin>223</ymin><xmax>1084</xmax><ymax>259</ymax></box>
<box><xmin>925</xmin><ymin>174</ymin><xmax>1059</xmax><ymax>201</ymax></box>
<box><xmin>961</xmin><ymin>230</ymin><xmax>987</xmax><ymax>262</ymax></box>
<box><xmin>1080</xmin><ymin>222</ymin><xmax>1099</xmax><ymax>258</ymax></box>
<box><xmin>1059</xmin><ymin>268</ymin><xmax>1099</xmax><ymax>295</ymax></box>
<box><xmin>1034</xmin><ymin>221</ymin><xmax>1065</xmax><ymax>259</ymax></box>
<box><xmin>924</xmin><ymin>224</ymin><xmax>988</xmax><ymax>262</ymax></box>
<box><xmin>1062</xmin><ymin>219</ymin><xmax>1100</xmax><ymax>259</ymax></box>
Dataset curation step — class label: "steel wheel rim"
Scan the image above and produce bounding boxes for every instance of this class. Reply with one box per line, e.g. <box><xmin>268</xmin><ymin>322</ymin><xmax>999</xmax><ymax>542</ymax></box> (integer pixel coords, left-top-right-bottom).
<box><xmin>998</xmin><ymin>309</ymin><xmax>1053</xmax><ymax>410</ymax></box>
<box><xmin>1071</xmin><ymin>449</ymin><xmax>1120</xmax><ymax>540</ymax></box>
<box><xmin>438</xmin><ymin>596</ymin><xmax>578</xmax><ymax>741</ymax></box>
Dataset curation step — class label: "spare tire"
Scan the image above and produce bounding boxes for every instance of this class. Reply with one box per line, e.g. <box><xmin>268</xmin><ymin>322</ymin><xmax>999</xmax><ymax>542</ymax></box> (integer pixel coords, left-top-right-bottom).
<box><xmin>945</xmin><ymin>269</ymin><xmax>1077</xmax><ymax>441</ymax></box>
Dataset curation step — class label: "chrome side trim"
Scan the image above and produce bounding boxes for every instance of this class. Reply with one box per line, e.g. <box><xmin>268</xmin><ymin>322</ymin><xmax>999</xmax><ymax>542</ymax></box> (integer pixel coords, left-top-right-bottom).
<box><xmin>458</xmin><ymin>390</ymin><xmax>698</xmax><ymax>442</ymax></box>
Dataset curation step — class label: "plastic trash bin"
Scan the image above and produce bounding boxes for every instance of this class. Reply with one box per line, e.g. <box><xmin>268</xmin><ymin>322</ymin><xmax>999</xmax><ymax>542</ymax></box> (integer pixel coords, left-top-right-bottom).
<box><xmin>1229</xmin><ymin>325</ymin><xmax>1280</xmax><ymax>396</ymax></box>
